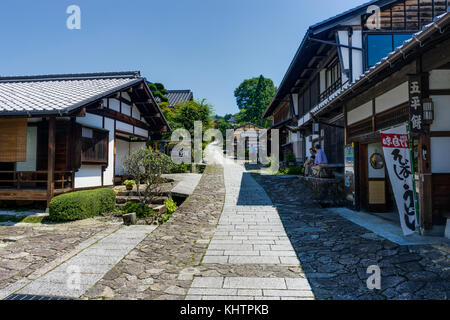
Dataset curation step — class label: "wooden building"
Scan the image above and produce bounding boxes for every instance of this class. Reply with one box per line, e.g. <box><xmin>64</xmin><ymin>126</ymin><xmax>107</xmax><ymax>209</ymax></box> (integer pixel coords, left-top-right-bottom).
<box><xmin>316</xmin><ymin>12</ymin><xmax>450</xmax><ymax>232</ymax></box>
<box><xmin>263</xmin><ymin>0</ymin><xmax>449</xmax><ymax>172</ymax></box>
<box><xmin>233</xmin><ymin>123</ymin><xmax>264</xmax><ymax>159</ymax></box>
<box><xmin>0</xmin><ymin>71</ymin><xmax>170</xmax><ymax>206</ymax></box>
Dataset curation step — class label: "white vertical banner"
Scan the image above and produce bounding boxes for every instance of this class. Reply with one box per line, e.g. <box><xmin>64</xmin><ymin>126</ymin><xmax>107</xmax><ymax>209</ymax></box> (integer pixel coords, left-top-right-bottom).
<box><xmin>380</xmin><ymin>125</ymin><xmax>418</xmax><ymax>236</ymax></box>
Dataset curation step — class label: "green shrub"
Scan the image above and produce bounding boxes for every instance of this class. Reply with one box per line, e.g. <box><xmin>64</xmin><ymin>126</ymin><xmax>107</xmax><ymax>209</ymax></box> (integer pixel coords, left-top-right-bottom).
<box><xmin>286</xmin><ymin>153</ymin><xmax>296</xmax><ymax>163</ymax></box>
<box><xmin>124</xmin><ymin>180</ymin><xmax>136</xmax><ymax>188</ymax></box>
<box><xmin>278</xmin><ymin>167</ymin><xmax>303</xmax><ymax>175</ymax></box>
<box><xmin>164</xmin><ymin>198</ymin><xmax>178</xmax><ymax>215</ymax></box>
<box><xmin>121</xmin><ymin>201</ymin><xmax>155</xmax><ymax>218</ymax></box>
<box><xmin>49</xmin><ymin>188</ymin><xmax>116</xmax><ymax>222</ymax></box>
<box><xmin>285</xmin><ymin>167</ymin><xmax>303</xmax><ymax>175</ymax></box>
<box><xmin>170</xmin><ymin>162</ymin><xmax>191</xmax><ymax>173</ymax></box>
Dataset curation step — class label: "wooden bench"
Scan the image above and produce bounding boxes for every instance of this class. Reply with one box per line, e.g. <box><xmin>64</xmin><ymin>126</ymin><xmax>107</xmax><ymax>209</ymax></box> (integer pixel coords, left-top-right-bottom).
<box><xmin>311</xmin><ymin>163</ymin><xmax>344</xmax><ymax>178</ymax></box>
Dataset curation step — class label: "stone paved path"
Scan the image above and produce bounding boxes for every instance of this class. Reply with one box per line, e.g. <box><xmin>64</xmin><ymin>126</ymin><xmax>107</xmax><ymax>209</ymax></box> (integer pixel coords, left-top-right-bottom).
<box><xmin>187</xmin><ymin>153</ymin><xmax>314</xmax><ymax>300</ymax></box>
<box><xmin>16</xmin><ymin>225</ymin><xmax>155</xmax><ymax>298</ymax></box>
<box><xmin>0</xmin><ymin>218</ymin><xmax>118</xmax><ymax>298</ymax></box>
<box><xmin>82</xmin><ymin>164</ymin><xmax>226</xmax><ymax>300</ymax></box>
<box><xmin>252</xmin><ymin>174</ymin><xmax>450</xmax><ymax>300</ymax></box>
<box><xmin>202</xmin><ymin>160</ymin><xmax>300</xmax><ymax>265</ymax></box>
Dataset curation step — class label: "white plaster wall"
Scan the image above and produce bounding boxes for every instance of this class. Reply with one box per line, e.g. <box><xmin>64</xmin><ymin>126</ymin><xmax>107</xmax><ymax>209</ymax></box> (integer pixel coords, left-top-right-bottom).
<box><xmin>116</xmin><ymin>121</ymin><xmax>133</xmax><ymax>134</ymax></box>
<box><xmin>348</xmin><ymin>101</ymin><xmax>373</xmax><ymax>125</ymax></box>
<box><xmin>292</xmin><ymin>94</ymin><xmax>299</xmax><ymax>116</ymax></box>
<box><xmin>109</xmin><ymin>99</ymin><xmax>120</xmax><ymax>112</ymax></box>
<box><xmin>130</xmin><ymin>142</ymin><xmax>146</xmax><ymax>154</ymax></box>
<box><xmin>75</xmin><ymin>165</ymin><xmax>103</xmax><ymax>189</ymax></box>
<box><xmin>134</xmin><ymin>127</ymin><xmax>148</xmax><ymax>138</ymax></box>
<box><xmin>115</xmin><ymin>139</ymin><xmax>130</xmax><ymax>176</ymax></box>
<box><xmin>16</xmin><ymin>126</ymin><xmax>37</xmax><ymax>172</ymax></box>
<box><xmin>76</xmin><ymin>113</ymin><xmax>103</xmax><ymax>129</ymax></box>
<box><xmin>320</xmin><ymin>70</ymin><xmax>326</xmax><ymax>94</ymax></box>
<box><xmin>122</xmin><ymin>92</ymin><xmax>131</xmax><ymax>101</ymax></box>
<box><xmin>132</xmin><ymin>105</ymin><xmax>141</xmax><ymax>120</ymax></box>
<box><xmin>429</xmin><ymin>70</ymin><xmax>450</xmax><ymax>90</ymax></box>
<box><xmin>103</xmin><ymin>118</ymin><xmax>115</xmax><ymax>186</ymax></box>
<box><xmin>338</xmin><ymin>31</ymin><xmax>350</xmax><ymax>71</ymax></box>
<box><xmin>122</xmin><ymin>103</ymin><xmax>131</xmax><ymax>117</ymax></box>
<box><xmin>430</xmin><ymin>95</ymin><xmax>450</xmax><ymax>132</ymax></box>
<box><xmin>431</xmin><ymin>137</ymin><xmax>450</xmax><ymax>173</ymax></box>
<box><xmin>351</xmin><ymin>30</ymin><xmax>364</xmax><ymax>82</ymax></box>
<box><xmin>368</xmin><ymin>142</ymin><xmax>385</xmax><ymax>179</ymax></box>
<box><xmin>375</xmin><ymin>82</ymin><xmax>408</xmax><ymax>114</ymax></box>
<box><xmin>305</xmin><ymin>135</ymin><xmax>319</xmax><ymax>155</ymax></box>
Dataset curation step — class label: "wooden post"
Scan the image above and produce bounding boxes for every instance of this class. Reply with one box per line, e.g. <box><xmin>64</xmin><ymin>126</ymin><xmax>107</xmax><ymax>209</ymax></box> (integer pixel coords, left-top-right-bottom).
<box><xmin>418</xmin><ymin>128</ymin><xmax>433</xmax><ymax>229</ymax></box>
<box><xmin>47</xmin><ymin>117</ymin><xmax>55</xmax><ymax>207</ymax></box>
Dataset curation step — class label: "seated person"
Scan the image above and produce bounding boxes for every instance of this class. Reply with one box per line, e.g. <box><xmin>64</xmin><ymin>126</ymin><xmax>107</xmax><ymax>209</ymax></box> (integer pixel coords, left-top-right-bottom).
<box><xmin>312</xmin><ymin>144</ymin><xmax>329</xmax><ymax>178</ymax></box>
<box><xmin>303</xmin><ymin>148</ymin><xmax>316</xmax><ymax>176</ymax></box>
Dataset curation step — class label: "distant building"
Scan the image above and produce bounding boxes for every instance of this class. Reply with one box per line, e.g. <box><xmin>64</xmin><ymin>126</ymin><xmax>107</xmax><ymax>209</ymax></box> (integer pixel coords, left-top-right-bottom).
<box><xmin>166</xmin><ymin>90</ymin><xmax>194</xmax><ymax>108</ymax></box>
<box><xmin>233</xmin><ymin>123</ymin><xmax>264</xmax><ymax>160</ymax></box>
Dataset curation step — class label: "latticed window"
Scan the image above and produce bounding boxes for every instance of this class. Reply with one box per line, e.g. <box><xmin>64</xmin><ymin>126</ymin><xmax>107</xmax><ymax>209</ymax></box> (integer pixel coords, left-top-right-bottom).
<box><xmin>80</xmin><ymin>127</ymin><xmax>108</xmax><ymax>165</ymax></box>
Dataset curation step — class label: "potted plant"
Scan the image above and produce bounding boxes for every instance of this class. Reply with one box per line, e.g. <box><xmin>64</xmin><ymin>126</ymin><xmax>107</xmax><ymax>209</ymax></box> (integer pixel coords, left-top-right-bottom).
<box><xmin>124</xmin><ymin>180</ymin><xmax>136</xmax><ymax>191</ymax></box>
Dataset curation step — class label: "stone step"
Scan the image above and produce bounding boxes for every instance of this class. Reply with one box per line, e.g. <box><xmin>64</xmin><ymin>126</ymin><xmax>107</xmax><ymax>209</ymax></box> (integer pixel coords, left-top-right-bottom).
<box><xmin>116</xmin><ymin>203</ymin><xmax>167</xmax><ymax>215</ymax></box>
<box><xmin>116</xmin><ymin>196</ymin><xmax>168</xmax><ymax>205</ymax></box>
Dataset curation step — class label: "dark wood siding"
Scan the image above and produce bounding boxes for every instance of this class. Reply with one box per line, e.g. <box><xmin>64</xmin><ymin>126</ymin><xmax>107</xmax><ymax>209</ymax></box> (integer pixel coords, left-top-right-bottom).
<box><xmin>325</xmin><ymin>119</ymin><xmax>345</xmax><ymax>164</ymax></box>
<box><xmin>432</xmin><ymin>174</ymin><xmax>450</xmax><ymax>224</ymax></box>
<box><xmin>365</xmin><ymin>0</ymin><xmax>448</xmax><ymax>31</ymax></box>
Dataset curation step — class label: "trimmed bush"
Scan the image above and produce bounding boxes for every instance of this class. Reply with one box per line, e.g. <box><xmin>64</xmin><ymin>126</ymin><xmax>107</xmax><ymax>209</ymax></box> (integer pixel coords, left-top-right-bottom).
<box><xmin>49</xmin><ymin>188</ymin><xmax>116</xmax><ymax>222</ymax></box>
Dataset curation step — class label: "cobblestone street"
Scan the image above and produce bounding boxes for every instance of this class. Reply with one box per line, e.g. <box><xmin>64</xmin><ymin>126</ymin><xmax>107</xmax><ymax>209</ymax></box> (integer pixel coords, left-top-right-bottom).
<box><xmin>1</xmin><ymin>147</ymin><xmax>449</xmax><ymax>300</ymax></box>
<box><xmin>252</xmin><ymin>174</ymin><xmax>450</xmax><ymax>300</ymax></box>
<box><xmin>0</xmin><ymin>219</ymin><xmax>119</xmax><ymax>298</ymax></box>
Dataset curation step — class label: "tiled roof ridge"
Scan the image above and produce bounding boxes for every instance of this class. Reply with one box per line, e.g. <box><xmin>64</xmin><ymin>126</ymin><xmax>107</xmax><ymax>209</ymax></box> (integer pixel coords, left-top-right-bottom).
<box><xmin>0</xmin><ymin>71</ymin><xmax>141</xmax><ymax>83</ymax></box>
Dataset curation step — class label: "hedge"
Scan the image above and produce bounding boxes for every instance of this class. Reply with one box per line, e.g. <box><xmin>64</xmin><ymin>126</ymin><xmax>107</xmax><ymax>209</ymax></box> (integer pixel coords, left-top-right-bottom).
<box><xmin>49</xmin><ymin>188</ymin><xmax>116</xmax><ymax>222</ymax></box>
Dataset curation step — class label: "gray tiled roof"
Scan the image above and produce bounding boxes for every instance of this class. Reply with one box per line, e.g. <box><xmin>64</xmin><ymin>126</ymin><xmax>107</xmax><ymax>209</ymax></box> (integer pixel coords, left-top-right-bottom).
<box><xmin>166</xmin><ymin>90</ymin><xmax>193</xmax><ymax>107</ymax></box>
<box><xmin>0</xmin><ymin>72</ymin><xmax>143</xmax><ymax>116</ymax></box>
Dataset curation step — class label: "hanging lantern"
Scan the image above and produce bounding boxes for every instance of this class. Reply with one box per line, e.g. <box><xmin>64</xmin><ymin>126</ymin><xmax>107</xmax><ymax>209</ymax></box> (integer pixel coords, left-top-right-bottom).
<box><xmin>423</xmin><ymin>98</ymin><xmax>434</xmax><ymax>123</ymax></box>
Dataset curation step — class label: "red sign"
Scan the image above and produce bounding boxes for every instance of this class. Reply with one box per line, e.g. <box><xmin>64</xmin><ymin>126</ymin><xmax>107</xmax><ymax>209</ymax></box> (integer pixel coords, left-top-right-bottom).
<box><xmin>381</xmin><ymin>133</ymin><xmax>409</xmax><ymax>149</ymax></box>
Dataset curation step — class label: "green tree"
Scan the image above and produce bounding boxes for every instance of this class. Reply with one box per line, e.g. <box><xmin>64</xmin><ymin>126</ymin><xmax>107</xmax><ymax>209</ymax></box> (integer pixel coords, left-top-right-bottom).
<box><xmin>224</xmin><ymin>114</ymin><xmax>233</xmax><ymax>122</ymax></box>
<box><xmin>122</xmin><ymin>147</ymin><xmax>172</xmax><ymax>205</ymax></box>
<box><xmin>148</xmin><ymin>82</ymin><xmax>169</xmax><ymax>103</ymax></box>
<box><xmin>234</xmin><ymin>75</ymin><xmax>276</xmax><ymax>127</ymax></box>
<box><xmin>165</xmin><ymin>99</ymin><xmax>214</xmax><ymax>135</ymax></box>
<box><xmin>213</xmin><ymin>115</ymin><xmax>233</xmax><ymax>138</ymax></box>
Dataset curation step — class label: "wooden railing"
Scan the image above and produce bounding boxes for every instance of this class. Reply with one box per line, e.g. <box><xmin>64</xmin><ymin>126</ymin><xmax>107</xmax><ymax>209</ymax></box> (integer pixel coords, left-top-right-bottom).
<box><xmin>0</xmin><ymin>171</ymin><xmax>74</xmax><ymax>191</ymax></box>
<box><xmin>319</xmin><ymin>79</ymin><xmax>348</xmax><ymax>103</ymax></box>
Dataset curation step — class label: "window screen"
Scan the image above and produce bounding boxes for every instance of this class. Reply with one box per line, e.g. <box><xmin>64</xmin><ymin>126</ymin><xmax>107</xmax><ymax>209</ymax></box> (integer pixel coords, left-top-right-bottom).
<box><xmin>0</xmin><ymin>118</ymin><xmax>28</xmax><ymax>162</ymax></box>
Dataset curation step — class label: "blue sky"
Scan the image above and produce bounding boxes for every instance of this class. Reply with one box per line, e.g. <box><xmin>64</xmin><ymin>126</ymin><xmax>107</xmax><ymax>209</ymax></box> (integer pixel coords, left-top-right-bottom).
<box><xmin>0</xmin><ymin>0</ymin><xmax>364</xmax><ymax>116</ymax></box>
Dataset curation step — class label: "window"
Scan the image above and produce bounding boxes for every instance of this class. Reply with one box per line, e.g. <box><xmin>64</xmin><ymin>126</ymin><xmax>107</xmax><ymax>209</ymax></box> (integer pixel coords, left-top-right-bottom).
<box><xmin>80</xmin><ymin>127</ymin><xmax>108</xmax><ymax>164</ymax></box>
<box><xmin>0</xmin><ymin>118</ymin><xmax>27</xmax><ymax>162</ymax></box>
<box><xmin>82</xmin><ymin>127</ymin><xmax>93</xmax><ymax>138</ymax></box>
<box><xmin>320</xmin><ymin>59</ymin><xmax>342</xmax><ymax>102</ymax></box>
<box><xmin>367</xmin><ymin>34</ymin><xmax>412</xmax><ymax>67</ymax></box>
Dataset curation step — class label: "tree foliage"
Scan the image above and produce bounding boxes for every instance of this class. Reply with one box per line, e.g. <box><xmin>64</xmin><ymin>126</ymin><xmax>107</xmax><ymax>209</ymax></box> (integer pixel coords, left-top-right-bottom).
<box><xmin>122</xmin><ymin>147</ymin><xmax>172</xmax><ymax>206</ymax></box>
<box><xmin>234</xmin><ymin>75</ymin><xmax>276</xmax><ymax>128</ymax></box>
<box><xmin>213</xmin><ymin>115</ymin><xmax>233</xmax><ymax>138</ymax></box>
<box><xmin>165</xmin><ymin>99</ymin><xmax>215</xmax><ymax>135</ymax></box>
<box><xmin>148</xmin><ymin>82</ymin><xmax>169</xmax><ymax>103</ymax></box>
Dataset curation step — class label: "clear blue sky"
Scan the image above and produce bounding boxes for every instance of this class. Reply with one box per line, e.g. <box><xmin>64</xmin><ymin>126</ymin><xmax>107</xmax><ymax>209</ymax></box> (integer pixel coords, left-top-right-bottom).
<box><xmin>0</xmin><ymin>0</ymin><xmax>364</xmax><ymax>116</ymax></box>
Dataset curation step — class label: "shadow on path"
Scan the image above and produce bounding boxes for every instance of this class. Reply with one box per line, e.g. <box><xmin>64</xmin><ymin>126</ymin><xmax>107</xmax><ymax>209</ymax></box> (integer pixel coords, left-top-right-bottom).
<box><xmin>251</xmin><ymin>173</ymin><xmax>450</xmax><ymax>300</ymax></box>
